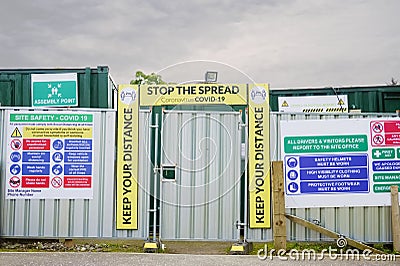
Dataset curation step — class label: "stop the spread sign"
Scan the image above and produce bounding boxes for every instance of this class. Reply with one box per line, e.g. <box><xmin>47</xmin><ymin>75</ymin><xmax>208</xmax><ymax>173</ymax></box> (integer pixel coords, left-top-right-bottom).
<box><xmin>5</xmin><ymin>111</ymin><xmax>94</xmax><ymax>199</ymax></box>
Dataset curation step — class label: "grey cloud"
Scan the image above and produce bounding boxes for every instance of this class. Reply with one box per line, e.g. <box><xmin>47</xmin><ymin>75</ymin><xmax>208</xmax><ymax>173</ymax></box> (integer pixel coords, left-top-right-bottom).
<box><xmin>0</xmin><ymin>0</ymin><xmax>399</xmax><ymax>87</ymax></box>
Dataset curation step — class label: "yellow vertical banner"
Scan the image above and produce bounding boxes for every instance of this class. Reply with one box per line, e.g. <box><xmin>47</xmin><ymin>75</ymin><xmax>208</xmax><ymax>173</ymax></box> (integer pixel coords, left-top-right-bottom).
<box><xmin>116</xmin><ymin>84</ymin><xmax>139</xmax><ymax>229</ymax></box>
<box><xmin>248</xmin><ymin>84</ymin><xmax>271</xmax><ymax>228</ymax></box>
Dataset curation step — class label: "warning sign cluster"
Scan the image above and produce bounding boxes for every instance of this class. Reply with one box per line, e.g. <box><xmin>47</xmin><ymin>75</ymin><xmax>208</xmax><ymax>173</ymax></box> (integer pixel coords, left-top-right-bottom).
<box><xmin>6</xmin><ymin>111</ymin><xmax>94</xmax><ymax>199</ymax></box>
<box><xmin>370</xmin><ymin>121</ymin><xmax>400</xmax><ymax>146</ymax></box>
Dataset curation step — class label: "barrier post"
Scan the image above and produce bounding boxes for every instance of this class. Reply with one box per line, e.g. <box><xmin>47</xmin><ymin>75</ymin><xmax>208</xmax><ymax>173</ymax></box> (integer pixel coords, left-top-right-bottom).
<box><xmin>272</xmin><ymin>161</ymin><xmax>286</xmax><ymax>250</ymax></box>
<box><xmin>391</xmin><ymin>185</ymin><xmax>400</xmax><ymax>252</ymax></box>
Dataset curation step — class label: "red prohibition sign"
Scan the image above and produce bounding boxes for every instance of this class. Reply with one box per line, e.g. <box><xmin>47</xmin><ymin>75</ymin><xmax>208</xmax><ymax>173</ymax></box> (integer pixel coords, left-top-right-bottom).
<box><xmin>51</xmin><ymin>176</ymin><xmax>63</xmax><ymax>188</ymax></box>
<box><xmin>371</xmin><ymin>122</ymin><xmax>384</xmax><ymax>133</ymax></box>
<box><xmin>373</xmin><ymin>134</ymin><xmax>384</xmax><ymax>145</ymax></box>
<box><xmin>11</xmin><ymin>139</ymin><xmax>22</xmax><ymax>150</ymax></box>
<box><xmin>9</xmin><ymin>176</ymin><xmax>21</xmax><ymax>188</ymax></box>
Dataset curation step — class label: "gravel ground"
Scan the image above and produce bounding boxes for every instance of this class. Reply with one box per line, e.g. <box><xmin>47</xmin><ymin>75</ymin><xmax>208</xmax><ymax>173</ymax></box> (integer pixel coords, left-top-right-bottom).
<box><xmin>0</xmin><ymin>239</ymin><xmax>232</xmax><ymax>254</ymax></box>
<box><xmin>1</xmin><ymin>241</ymin><xmax>111</xmax><ymax>252</ymax></box>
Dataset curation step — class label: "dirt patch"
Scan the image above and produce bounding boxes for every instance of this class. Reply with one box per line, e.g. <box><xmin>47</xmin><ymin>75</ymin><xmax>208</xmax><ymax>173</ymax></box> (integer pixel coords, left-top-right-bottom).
<box><xmin>0</xmin><ymin>238</ymin><xmax>235</xmax><ymax>254</ymax></box>
<box><xmin>163</xmin><ymin>241</ymin><xmax>232</xmax><ymax>255</ymax></box>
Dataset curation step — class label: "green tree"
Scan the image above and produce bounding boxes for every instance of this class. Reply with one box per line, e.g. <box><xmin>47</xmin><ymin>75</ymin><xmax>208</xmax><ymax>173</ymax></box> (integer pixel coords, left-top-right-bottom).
<box><xmin>130</xmin><ymin>71</ymin><xmax>166</xmax><ymax>85</ymax></box>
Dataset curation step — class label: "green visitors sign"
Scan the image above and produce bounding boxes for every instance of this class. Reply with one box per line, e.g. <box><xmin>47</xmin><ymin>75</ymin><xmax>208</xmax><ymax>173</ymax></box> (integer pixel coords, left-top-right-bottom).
<box><xmin>373</xmin><ymin>183</ymin><xmax>400</xmax><ymax>193</ymax></box>
<box><xmin>31</xmin><ymin>73</ymin><xmax>78</xmax><ymax>107</ymax></box>
<box><xmin>284</xmin><ymin>134</ymin><xmax>368</xmax><ymax>153</ymax></box>
<box><xmin>373</xmin><ymin>173</ymin><xmax>400</xmax><ymax>182</ymax></box>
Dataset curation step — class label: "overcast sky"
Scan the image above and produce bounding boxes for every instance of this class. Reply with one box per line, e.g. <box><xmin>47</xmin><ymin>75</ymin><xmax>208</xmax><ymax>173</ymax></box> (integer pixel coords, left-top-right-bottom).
<box><xmin>1</xmin><ymin>0</ymin><xmax>399</xmax><ymax>88</ymax></box>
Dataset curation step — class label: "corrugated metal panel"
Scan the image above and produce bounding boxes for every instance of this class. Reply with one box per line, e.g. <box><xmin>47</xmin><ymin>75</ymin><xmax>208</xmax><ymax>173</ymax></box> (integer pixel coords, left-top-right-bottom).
<box><xmin>0</xmin><ymin>109</ymin><xmax>151</xmax><ymax>239</ymax></box>
<box><xmin>160</xmin><ymin>110</ymin><xmax>241</xmax><ymax>240</ymax></box>
<box><xmin>0</xmin><ymin>66</ymin><xmax>112</xmax><ymax>108</ymax></box>
<box><xmin>0</xmin><ymin>108</ymin><xmax>116</xmax><ymax>237</ymax></box>
<box><xmin>1</xmin><ymin>107</ymin><xmax>396</xmax><ymax>242</ymax></box>
<box><xmin>248</xmin><ymin>112</ymin><xmax>396</xmax><ymax>243</ymax></box>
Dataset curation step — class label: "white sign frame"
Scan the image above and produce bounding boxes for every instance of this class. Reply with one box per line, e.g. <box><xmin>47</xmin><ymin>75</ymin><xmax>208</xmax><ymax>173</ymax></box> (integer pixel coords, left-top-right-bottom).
<box><xmin>281</xmin><ymin>118</ymin><xmax>400</xmax><ymax>208</ymax></box>
<box><xmin>278</xmin><ymin>95</ymin><xmax>348</xmax><ymax>113</ymax></box>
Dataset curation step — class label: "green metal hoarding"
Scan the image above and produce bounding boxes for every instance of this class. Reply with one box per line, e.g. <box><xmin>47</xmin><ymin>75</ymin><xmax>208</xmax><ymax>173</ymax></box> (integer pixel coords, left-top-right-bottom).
<box><xmin>270</xmin><ymin>85</ymin><xmax>400</xmax><ymax>113</ymax></box>
<box><xmin>0</xmin><ymin>66</ymin><xmax>112</xmax><ymax>108</ymax></box>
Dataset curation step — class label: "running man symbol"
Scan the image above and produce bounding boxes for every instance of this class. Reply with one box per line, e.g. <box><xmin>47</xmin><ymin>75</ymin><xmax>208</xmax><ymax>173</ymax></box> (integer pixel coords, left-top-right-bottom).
<box><xmin>373</xmin><ymin>134</ymin><xmax>384</xmax><ymax>145</ymax></box>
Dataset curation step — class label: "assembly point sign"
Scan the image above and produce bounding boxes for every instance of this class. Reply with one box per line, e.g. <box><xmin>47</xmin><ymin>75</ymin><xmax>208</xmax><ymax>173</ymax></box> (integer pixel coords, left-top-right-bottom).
<box><xmin>31</xmin><ymin>73</ymin><xmax>78</xmax><ymax>107</ymax></box>
<box><xmin>5</xmin><ymin>111</ymin><xmax>94</xmax><ymax>199</ymax></box>
<box><xmin>281</xmin><ymin>118</ymin><xmax>400</xmax><ymax>208</ymax></box>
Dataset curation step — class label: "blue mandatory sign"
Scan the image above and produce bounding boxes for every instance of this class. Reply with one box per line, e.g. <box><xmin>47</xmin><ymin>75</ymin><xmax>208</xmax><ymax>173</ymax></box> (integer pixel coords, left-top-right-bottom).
<box><xmin>53</xmin><ymin>139</ymin><xmax>63</xmax><ymax>150</ymax></box>
<box><xmin>287</xmin><ymin>170</ymin><xmax>299</xmax><ymax>180</ymax></box>
<box><xmin>64</xmin><ymin>164</ymin><xmax>92</xmax><ymax>175</ymax></box>
<box><xmin>300</xmin><ymin>168</ymin><xmax>368</xmax><ymax>181</ymax></box>
<box><xmin>22</xmin><ymin>152</ymin><xmax>50</xmax><ymax>163</ymax></box>
<box><xmin>65</xmin><ymin>152</ymin><xmax>92</xmax><ymax>163</ymax></box>
<box><xmin>52</xmin><ymin>164</ymin><xmax>63</xmax><ymax>175</ymax></box>
<box><xmin>300</xmin><ymin>180</ymin><xmax>369</xmax><ymax>193</ymax></box>
<box><xmin>10</xmin><ymin>152</ymin><xmax>21</xmax><ymax>162</ymax></box>
<box><xmin>22</xmin><ymin>164</ymin><xmax>50</xmax><ymax>175</ymax></box>
<box><xmin>65</xmin><ymin>139</ymin><xmax>92</xmax><ymax>150</ymax></box>
<box><xmin>299</xmin><ymin>155</ymin><xmax>368</xmax><ymax>168</ymax></box>
<box><xmin>52</xmin><ymin>152</ymin><xmax>63</xmax><ymax>163</ymax></box>
<box><xmin>10</xmin><ymin>164</ymin><xmax>21</xmax><ymax>175</ymax></box>
<box><xmin>287</xmin><ymin>157</ymin><xmax>298</xmax><ymax>168</ymax></box>
<box><xmin>288</xmin><ymin>182</ymin><xmax>299</xmax><ymax>193</ymax></box>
